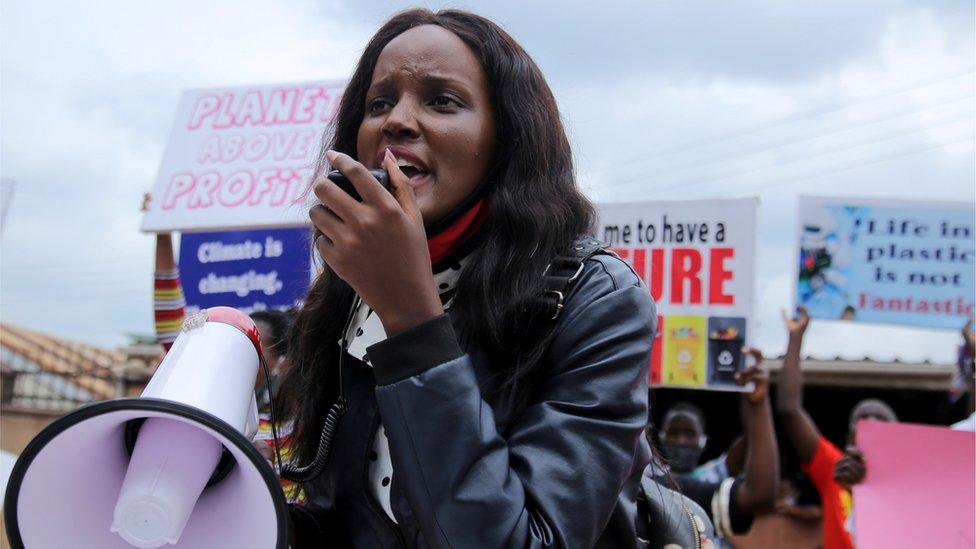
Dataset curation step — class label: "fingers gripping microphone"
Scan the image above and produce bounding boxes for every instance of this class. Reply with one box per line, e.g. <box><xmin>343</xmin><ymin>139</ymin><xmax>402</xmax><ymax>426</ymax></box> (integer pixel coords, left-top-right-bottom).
<box><xmin>3</xmin><ymin>307</ymin><xmax>289</xmax><ymax>549</ymax></box>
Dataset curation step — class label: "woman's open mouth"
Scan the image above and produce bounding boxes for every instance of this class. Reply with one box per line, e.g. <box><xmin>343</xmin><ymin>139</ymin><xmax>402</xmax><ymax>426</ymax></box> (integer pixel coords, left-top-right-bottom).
<box><xmin>396</xmin><ymin>158</ymin><xmax>432</xmax><ymax>188</ymax></box>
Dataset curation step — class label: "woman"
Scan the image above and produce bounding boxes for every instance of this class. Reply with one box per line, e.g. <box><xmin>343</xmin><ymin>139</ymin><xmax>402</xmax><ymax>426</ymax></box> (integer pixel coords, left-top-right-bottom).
<box><xmin>279</xmin><ymin>9</ymin><xmax>656</xmax><ymax>547</ymax></box>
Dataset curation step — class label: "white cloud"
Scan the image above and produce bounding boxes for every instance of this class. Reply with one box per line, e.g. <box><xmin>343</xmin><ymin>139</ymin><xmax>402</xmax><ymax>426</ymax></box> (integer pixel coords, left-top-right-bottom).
<box><xmin>565</xmin><ymin>5</ymin><xmax>973</xmax><ymax>361</ymax></box>
<box><xmin>0</xmin><ymin>0</ymin><xmax>372</xmax><ymax>346</ymax></box>
<box><xmin>1</xmin><ymin>0</ymin><xmax>972</xmax><ymax>363</ymax></box>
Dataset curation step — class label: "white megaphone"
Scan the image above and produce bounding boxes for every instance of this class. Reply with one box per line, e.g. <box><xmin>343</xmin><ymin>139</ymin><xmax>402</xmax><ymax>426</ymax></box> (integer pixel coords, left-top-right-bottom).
<box><xmin>3</xmin><ymin>307</ymin><xmax>289</xmax><ymax>548</ymax></box>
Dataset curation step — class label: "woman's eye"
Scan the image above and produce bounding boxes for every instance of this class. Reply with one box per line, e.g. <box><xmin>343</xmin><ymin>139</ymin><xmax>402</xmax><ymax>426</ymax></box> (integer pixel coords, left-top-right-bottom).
<box><xmin>367</xmin><ymin>98</ymin><xmax>392</xmax><ymax>114</ymax></box>
<box><xmin>430</xmin><ymin>96</ymin><xmax>461</xmax><ymax>109</ymax></box>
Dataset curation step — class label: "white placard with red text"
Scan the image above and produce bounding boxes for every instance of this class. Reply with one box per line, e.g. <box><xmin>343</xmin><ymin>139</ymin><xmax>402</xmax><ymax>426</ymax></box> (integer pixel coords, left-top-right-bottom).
<box><xmin>141</xmin><ymin>80</ymin><xmax>346</xmax><ymax>232</ymax></box>
<box><xmin>596</xmin><ymin>198</ymin><xmax>757</xmax><ymax>390</ymax></box>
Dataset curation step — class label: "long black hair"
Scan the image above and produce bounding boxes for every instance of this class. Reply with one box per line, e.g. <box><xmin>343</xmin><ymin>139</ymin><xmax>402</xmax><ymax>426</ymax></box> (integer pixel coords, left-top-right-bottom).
<box><xmin>279</xmin><ymin>8</ymin><xmax>595</xmax><ymax>471</ymax></box>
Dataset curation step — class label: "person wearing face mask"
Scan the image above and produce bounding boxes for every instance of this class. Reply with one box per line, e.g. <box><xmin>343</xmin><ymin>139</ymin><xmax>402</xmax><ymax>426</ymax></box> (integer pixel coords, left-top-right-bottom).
<box><xmin>657</xmin><ymin>402</ymin><xmax>709</xmax><ymax>474</ymax></box>
<box><xmin>141</xmin><ymin>193</ymin><xmax>185</xmax><ymax>355</ymax></box>
<box><xmin>647</xmin><ymin>351</ymin><xmax>779</xmax><ymax>542</ymax></box>
<box><xmin>276</xmin><ymin>9</ymin><xmax>656</xmax><ymax>548</ymax></box>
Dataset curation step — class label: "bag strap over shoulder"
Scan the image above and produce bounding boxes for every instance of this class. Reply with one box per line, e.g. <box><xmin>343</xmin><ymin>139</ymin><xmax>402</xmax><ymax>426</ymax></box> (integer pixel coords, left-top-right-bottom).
<box><xmin>637</xmin><ymin>470</ymin><xmax>714</xmax><ymax>548</ymax></box>
<box><xmin>535</xmin><ymin>235</ymin><xmax>613</xmax><ymax>322</ymax></box>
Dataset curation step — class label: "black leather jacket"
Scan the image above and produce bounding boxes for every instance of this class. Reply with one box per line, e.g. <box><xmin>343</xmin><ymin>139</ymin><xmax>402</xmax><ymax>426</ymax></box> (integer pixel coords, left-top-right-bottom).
<box><xmin>292</xmin><ymin>253</ymin><xmax>656</xmax><ymax>548</ymax></box>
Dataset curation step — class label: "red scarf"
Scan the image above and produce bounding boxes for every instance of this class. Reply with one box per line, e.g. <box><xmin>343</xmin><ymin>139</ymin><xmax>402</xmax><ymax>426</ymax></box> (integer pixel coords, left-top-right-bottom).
<box><xmin>427</xmin><ymin>198</ymin><xmax>488</xmax><ymax>265</ymax></box>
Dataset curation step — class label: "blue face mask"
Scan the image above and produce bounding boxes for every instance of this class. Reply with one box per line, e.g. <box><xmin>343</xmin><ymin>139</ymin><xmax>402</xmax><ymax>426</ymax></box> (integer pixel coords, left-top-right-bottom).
<box><xmin>661</xmin><ymin>444</ymin><xmax>702</xmax><ymax>474</ymax></box>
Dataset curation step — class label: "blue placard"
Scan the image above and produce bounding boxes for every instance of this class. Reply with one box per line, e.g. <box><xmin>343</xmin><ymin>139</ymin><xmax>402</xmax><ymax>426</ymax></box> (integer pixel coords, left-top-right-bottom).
<box><xmin>179</xmin><ymin>228</ymin><xmax>311</xmax><ymax>314</ymax></box>
<box><xmin>797</xmin><ymin>197</ymin><xmax>975</xmax><ymax>330</ymax></box>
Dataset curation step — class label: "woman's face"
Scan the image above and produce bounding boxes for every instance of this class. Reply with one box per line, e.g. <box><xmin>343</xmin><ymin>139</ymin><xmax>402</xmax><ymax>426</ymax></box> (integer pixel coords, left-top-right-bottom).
<box><xmin>356</xmin><ymin>24</ymin><xmax>496</xmax><ymax>226</ymax></box>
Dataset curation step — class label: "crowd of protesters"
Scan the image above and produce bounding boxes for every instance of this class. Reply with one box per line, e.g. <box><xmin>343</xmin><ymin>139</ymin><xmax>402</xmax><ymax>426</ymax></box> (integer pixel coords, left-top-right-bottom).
<box><xmin>148</xmin><ymin>204</ymin><xmax>975</xmax><ymax>548</ymax></box>
<box><xmin>124</xmin><ymin>7</ymin><xmax>973</xmax><ymax>548</ymax></box>
<box><xmin>648</xmin><ymin>309</ymin><xmax>974</xmax><ymax>548</ymax></box>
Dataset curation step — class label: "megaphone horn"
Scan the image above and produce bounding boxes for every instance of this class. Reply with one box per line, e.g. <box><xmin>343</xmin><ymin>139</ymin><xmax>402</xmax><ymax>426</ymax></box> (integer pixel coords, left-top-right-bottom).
<box><xmin>4</xmin><ymin>307</ymin><xmax>289</xmax><ymax>548</ymax></box>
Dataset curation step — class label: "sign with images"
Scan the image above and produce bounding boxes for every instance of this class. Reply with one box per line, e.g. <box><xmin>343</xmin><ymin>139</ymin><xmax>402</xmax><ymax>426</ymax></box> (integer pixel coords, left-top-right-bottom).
<box><xmin>796</xmin><ymin>196</ymin><xmax>974</xmax><ymax>330</ymax></box>
<box><xmin>596</xmin><ymin>198</ymin><xmax>758</xmax><ymax>391</ymax></box>
<box><xmin>141</xmin><ymin>80</ymin><xmax>346</xmax><ymax>233</ymax></box>
<box><xmin>179</xmin><ymin>228</ymin><xmax>312</xmax><ymax>314</ymax></box>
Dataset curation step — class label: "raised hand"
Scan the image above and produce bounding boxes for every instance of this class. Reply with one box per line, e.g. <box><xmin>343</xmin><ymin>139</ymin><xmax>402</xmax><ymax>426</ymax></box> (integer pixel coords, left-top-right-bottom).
<box><xmin>782</xmin><ymin>305</ymin><xmax>811</xmax><ymax>338</ymax></box>
<box><xmin>736</xmin><ymin>347</ymin><xmax>768</xmax><ymax>405</ymax></box>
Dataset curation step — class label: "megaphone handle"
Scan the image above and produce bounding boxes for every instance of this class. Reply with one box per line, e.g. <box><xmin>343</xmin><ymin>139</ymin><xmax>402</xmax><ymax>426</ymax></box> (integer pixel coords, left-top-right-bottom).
<box><xmin>123</xmin><ymin>418</ymin><xmax>237</xmax><ymax>489</ymax></box>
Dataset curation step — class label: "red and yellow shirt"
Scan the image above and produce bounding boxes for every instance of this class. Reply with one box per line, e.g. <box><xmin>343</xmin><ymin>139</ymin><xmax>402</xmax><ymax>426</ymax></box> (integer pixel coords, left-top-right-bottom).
<box><xmin>801</xmin><ymin>436</ymin><xmax>854</xmax><ymax>549</ymax></box>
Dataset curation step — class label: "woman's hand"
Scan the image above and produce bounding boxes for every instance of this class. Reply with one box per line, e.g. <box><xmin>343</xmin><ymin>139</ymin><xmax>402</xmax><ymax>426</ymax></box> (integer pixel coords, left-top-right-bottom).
<box><xmin>310</xmin><ymin>149</ymin><xmax>443</xmax><ymax>336</ymax></box>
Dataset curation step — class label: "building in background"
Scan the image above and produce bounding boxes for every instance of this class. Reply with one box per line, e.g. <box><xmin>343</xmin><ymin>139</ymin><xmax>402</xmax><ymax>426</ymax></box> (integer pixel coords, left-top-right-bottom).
<box><xmin>0</xmin><ymin>324</ymin><xmax>161</xmax><ymax>456</ymax></box>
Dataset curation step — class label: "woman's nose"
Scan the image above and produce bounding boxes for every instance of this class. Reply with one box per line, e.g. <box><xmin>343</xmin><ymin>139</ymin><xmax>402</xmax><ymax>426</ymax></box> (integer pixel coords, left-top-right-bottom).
<box><xmin>382</xmin><ymin>101</ymin><xmax>420</xmax><ymax>140</ymax></box>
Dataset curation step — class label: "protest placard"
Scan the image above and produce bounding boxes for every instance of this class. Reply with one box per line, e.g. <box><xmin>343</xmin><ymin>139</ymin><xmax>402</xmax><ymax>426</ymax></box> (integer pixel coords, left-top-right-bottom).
<box><xmin>141</xmin><ymin>81</ymin><xmax>346</xmax><ymax>232</ymax></box>
<box><xmin>854</xmin><ymin>420</ymin><xmax>975</xmax><ymax>548</ymax></box>
<box><xmin>596</xmin><ymin>198</ymin><xmax>757</xmax><ymax>390</ymax></box>
<box><xmin>179</xmin><ymin>228</ymin><xmax>312</xmax><ymax>314</ymax></box>
<box><xmin>796</xmin><ymin>196</ymin><xmax>974</xmax><ymax>330</ymax></box>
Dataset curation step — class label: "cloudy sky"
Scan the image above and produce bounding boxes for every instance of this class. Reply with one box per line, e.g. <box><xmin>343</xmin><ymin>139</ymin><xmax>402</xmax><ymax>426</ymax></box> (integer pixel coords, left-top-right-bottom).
<box><xmin>1</xmin><ymin>0</ymin><xmax>973</xmax><ymax>363</ymax></box>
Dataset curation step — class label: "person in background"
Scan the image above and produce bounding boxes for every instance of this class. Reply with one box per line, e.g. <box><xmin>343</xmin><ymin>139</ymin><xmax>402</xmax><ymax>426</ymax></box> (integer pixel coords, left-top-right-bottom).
<box><xmin>776</xmin><ymin>305</ymin><xmax>898</xmax><ymax>549</ymax></box>
<box><xmin>773</xmin><ymin>475</ymin><xmax>823</xmax><ymax>524</ymax></box>
<box><xmin>142</xmin><ymin>193</ymin><xmax>186</xmax><ymax>352</ymax></box>
<box><xmin>249</xmin><ymin>309</ymin><xmax>302</xmax><ymax>502</ymax></box>
<box><xmin>249</xmin><ymin>309</ymin><xmax>291</xmax><ymax>410</ymax></box>
<box><xmin>656</xmin><ymin>401</ymin><xmax>708</xmax><ymax>475</ymax></box>
<box><xmin>951</xmin><ymin>320</ymin><xmax>976</xmax><ymax>430</ymax></box>
<box><xmin>691</xmin><ymin>435</ymin><xmax>745</xmax><ymax>484</ymax></box>
<box><xmin>650</xmin><ymin>349</ymin><xmax>779</xmax><ymax>541</ymax></box>
<box><xmin>949</xmin><ymin>318</ymin><xmax>975</xmax><ymax>415</ymax></box>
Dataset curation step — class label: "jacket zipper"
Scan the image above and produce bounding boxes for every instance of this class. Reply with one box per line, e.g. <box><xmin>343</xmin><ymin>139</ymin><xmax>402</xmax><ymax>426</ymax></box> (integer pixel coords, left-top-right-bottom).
<box><xmin>363</xmin><ymin>413</ymin><xmax>408</xmax><ymax>548</ymax></box>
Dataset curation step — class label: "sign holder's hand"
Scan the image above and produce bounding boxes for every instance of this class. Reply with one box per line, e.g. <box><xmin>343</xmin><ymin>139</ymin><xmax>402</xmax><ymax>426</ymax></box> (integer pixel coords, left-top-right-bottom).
<box><xmin>736</xmin><ymin>347</ymin><xmax>768</xmax><ymax>404</ymax></box>
<box><xmin>833</xmin><ymin>445</ymin><xmax>867</xmax><ymax>489</ymax></box>
<box><xmin>782</xmin><ymin>305</ymin><xmax>811</xmax><ymax>338</ymax></box>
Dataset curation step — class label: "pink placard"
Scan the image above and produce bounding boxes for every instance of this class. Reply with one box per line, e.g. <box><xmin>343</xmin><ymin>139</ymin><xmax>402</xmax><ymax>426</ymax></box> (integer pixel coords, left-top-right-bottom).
<box><xmin>854</xmin><ymin>420</ymin><xmax>975</xmax><ymax>548</ymax></box>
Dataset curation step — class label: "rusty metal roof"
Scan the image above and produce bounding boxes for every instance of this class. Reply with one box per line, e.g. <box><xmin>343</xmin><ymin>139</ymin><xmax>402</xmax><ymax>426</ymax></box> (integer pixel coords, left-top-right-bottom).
<box><xmin>1</xmin><ymin>323</ymin><xmax>123</xmax><ymax>404</ymax></box>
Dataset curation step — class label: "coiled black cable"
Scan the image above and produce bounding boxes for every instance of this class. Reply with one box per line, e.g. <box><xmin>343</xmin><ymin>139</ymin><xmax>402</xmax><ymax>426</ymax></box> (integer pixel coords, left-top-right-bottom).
<box><xmin>279</xmin><ymin>397</ymin><xmax>347</xmax><ymax>482</ymax></box>
<box><xmin>271</xmin><ymin>297</ymin><xmax>360</xmax><ymax>483</ymax></box>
